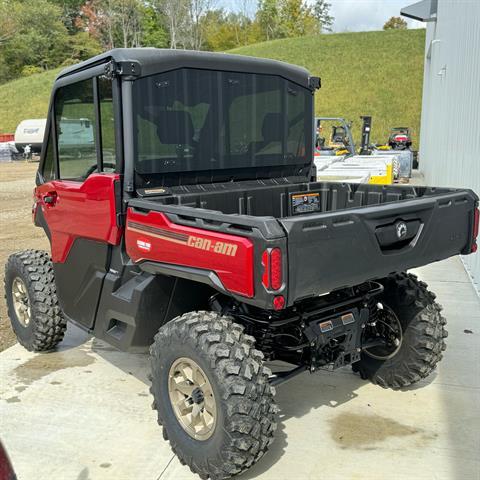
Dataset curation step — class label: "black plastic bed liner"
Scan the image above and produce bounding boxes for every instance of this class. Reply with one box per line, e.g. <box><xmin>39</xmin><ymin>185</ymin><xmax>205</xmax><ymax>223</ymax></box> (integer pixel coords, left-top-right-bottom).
<box><xmin>136</xmin><ymin>179</ymin><xmax>470</xmax><ymax>219</ymax></box>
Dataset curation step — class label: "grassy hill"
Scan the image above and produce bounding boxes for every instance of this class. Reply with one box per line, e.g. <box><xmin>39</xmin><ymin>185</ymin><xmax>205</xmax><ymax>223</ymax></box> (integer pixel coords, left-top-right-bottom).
<box><xmin>0</xmin><ymin>68</ymin><xmax>61</xmax><ymax>133</ymax></box>
<box><xmin>0</xmin><ymin>29</ymin><xmax>425</xmax><ymax>147</ymax></box>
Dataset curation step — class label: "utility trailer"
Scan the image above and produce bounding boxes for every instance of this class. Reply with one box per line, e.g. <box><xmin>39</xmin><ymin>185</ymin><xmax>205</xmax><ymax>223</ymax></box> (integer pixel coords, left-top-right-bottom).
<box><xmin>4</xmin><ymin>49</ymin><xmax>479</xmax><ymax>480</ymax></box>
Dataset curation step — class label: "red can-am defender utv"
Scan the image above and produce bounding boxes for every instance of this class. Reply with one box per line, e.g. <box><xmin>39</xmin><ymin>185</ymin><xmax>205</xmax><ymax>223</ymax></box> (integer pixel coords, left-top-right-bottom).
<box><xmin>4</xmin><ymin>49</ymin><xmax>479</xmax><ymax>479</ymax></box>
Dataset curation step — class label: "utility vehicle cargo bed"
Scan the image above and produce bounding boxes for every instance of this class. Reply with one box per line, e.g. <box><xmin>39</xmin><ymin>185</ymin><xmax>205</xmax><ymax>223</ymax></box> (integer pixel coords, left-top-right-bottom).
<box><xmin>129</xmin><ymin>180</ymin><xmax>478</xmax><ymax>306</ymax></box>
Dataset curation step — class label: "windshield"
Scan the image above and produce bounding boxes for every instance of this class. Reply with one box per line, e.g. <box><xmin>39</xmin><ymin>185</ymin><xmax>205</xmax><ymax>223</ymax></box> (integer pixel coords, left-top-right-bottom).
<box><xmin>132</xmin><ymin>68</ymin><xmax>312</xmax><ymax>178</ymax></box>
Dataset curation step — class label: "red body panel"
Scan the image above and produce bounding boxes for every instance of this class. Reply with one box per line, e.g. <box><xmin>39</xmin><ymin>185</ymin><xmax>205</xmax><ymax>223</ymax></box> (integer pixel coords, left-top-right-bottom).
<box><xmin>126</xmin><ymin>208</ymin><xmax>255</xmax><ymax>298</ymax></box>
<box><xmin>35</xmin><ymin>173</ymin><xmax>122</xmax><ymax>262</ymax></box>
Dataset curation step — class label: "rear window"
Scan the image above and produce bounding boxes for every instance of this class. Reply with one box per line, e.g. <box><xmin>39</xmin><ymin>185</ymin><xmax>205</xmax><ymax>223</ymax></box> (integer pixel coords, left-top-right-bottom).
<box><xmin>132</xmin><ymin>68</ymin><xmax>312</xmax><ymax>176</ymax></box>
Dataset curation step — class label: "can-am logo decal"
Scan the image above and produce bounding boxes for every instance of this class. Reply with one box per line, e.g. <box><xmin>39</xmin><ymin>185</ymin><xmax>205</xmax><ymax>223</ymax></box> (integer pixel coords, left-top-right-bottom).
<box><xmin>128</xmin><ymin>221</ymin><xmax>238</xmax><ymax>257</ymax></box>
<box><xmin>396</xmin><ymin>221</ymin><xmax>408</xmax><ymax>239</ymax></box>
<box><xmin>187</xmin><ymin>236</ymin><xmax>238</xmax><ymax>256</ymax></box>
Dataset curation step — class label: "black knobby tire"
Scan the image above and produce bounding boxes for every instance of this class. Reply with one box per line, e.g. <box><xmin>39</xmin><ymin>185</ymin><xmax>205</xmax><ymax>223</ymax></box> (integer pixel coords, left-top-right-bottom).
<box><xmin>4</xmin><ymin>250</ymin><xmax>66</xmax><ymax>351</ymax></box>
<box><xmin>150</xmin><ymin>311</ymin><xmax>277</xmax><ymax>480</ymax></box>
<box><xmin>353</xmin><ymin>272</ymin><xmax>447</xmax><ymax>389</ymax></box>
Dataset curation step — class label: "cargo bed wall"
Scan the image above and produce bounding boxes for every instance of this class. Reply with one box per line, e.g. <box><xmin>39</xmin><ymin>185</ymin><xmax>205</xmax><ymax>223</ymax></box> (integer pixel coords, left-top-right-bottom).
<box><xmin>144</xmin><ymin>181</ymin><xmax>462</xmax><ymax>219</ymax></box>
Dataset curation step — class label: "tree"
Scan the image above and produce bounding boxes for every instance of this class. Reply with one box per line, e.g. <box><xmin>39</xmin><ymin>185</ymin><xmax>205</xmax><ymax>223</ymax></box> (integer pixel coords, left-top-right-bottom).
<box><xmin>0</xmin><ymin>0</ymin><xmax>16</xmax><ymax>45</ymax></box>
<box><xmin>257</xmin><ymin>0</ymin><xmax>280</xmax><ymax>40</ymax></box>
<box><xmin>383</xmin><ymin>16</ymin><xmax>407</xmax><ymax>30</ymax></box>
<box><xmin>202</xmin><ymin>9</ymin><xmax>237</xmax><ymax>51</ymax></box>
<box><xmin>141</xmin><ymin>4</ymin><xmax>169</xmax><ymax>48</ymax></box>
<box><xmin>185</xmin><ymin>0</ymin><xmax>216</xmax><ymax>50</ymax></box>
<box><xmin>78</xmin><ymin>0</ymin><xmax>146</xmax><ymax>49</ymax></box>
<box><xmin>313</xmin><ymin>0</ymin><xmax>334</xmax><ymax>32</ymax></box>
<box><xmin>155</xmin><ymin>0</ymin><xmax>189</xmax><ymax>49</ymax></box>
<box><xmin>1</xmin><ymin>0</ymin><xmax>72</xmax><ymax>81</ymax></box>
<box><xmin>278</xmin><ymin>0</ymin><xmax>317</xmax><ymax>38</ymax></box>
<box><xmin>203</xmin><ymin>9</ymin><xmax>259</xmax><ymax>51</ymax></box>
<box><xmin>50</xmin><ymin>0</ymin><xmax>86</xmax><ymax>33</ymax></box>
<box><xmin>114</xmin><ymin>0</ymin><xmax>144</xmax><ymax>48</ymax></box>
<box><xmin>68</xmin><ymin>31</ymin><xmax>102</xmax><ymax>62</ymax></box>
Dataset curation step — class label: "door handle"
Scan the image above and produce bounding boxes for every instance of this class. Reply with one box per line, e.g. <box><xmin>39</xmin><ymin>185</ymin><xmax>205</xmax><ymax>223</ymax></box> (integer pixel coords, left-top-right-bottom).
<box><xmin>43</xmin><ymin>192</ymin><xmax>57</xmax><ymax>206</ymax></box>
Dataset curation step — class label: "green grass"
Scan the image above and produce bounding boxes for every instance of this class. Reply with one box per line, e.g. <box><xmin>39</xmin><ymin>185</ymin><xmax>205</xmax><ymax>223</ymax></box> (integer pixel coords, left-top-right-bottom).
<box><xmin>231</xmin><ymin>29</ymin><xmax>426</xmax><ymax>148</ymax></box>
<box><xmin>0</xmin><ymin>68</ymin><xmax>61</xmax><ymax>133</ymax></box>
<box><xmin>0</xmin><ymin>29</ymin><xmax>425</xmax><ymax>147</ymax></box>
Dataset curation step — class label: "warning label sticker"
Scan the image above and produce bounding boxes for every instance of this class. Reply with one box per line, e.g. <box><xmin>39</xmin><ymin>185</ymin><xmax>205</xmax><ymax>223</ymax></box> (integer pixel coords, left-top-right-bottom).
<box><xmin>291</xmin><ymin>192</ymin><xmax>320</xmax><ymax>215</ymax></box>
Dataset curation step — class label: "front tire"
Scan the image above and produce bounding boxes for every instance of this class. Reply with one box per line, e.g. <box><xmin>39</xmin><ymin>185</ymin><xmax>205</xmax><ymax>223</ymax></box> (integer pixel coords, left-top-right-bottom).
<box><xmin>353</xmin><ymin>273</ymin><xmax>447</xmax><ymax>389</ymax></box>
<box><xmin>4</xmin><ymin>250</ymin><xmax>66</xmax><ymax>351</ymax></box>
<box><xmin>150</xmin><ymin>311</ymin><xmax>277</xmax><ymax>480</ymax></box>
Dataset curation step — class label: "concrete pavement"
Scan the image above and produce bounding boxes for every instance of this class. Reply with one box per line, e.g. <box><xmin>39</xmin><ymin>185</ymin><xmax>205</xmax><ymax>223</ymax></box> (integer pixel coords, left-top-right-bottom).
<box><xmin>1</xmin><ymin>255</ymin><xmax>479</xmax><ymax>480</ymax></box>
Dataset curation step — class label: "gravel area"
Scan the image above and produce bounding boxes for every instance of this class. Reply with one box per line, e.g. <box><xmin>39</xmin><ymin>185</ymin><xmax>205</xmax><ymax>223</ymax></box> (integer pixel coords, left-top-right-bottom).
<box><xmin>0</xmin><ymin>161</ymin><xmax>49</xmax><ymax>351</ymax></box>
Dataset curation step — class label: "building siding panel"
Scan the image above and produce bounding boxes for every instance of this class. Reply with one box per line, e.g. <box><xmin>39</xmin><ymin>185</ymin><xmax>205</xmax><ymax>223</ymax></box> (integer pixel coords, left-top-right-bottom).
<box><xmin>419</xmin><ymin>0</ymin><xmax>480</xmax><ymax>294</ymax></box>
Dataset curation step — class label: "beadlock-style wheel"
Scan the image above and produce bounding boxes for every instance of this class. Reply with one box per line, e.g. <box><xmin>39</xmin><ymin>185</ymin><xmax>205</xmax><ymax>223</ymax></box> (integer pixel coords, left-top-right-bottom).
<box><xmin>168</xmin><ymin>357</ymin><xmax>217</xmax><ymax>441</ymax></box>
<box><xmin>11</xmin><ymin>277</ymin><xmax>31</xmax><ymax>327</ymax></box>
<box><xmin>353</xmin><ymin>272</ymin><xmax>447</xmax><ymax>390</ymax></box>
<box><xmin>4</xmin><ymin>250</ymin><xmax>66</xmax><ymax>352</ymax></box>
<box><xmin>150</xmin><ymin>311</ymin><xmax>277</xmax><ymax>480</ymax></box>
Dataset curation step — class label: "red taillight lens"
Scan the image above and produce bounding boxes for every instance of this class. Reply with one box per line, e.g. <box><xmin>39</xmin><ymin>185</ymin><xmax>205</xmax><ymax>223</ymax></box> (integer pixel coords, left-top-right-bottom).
<box><xmin>261</xmin><ymin>248</ymin><xmax>283</xmax><ymax>291</ymax></box>
<box><xmin>270</xmin><ymin>248</ymin><xmax>282</xmax><ymax>290</ymax></box>
<box><xmin>473</xmin><ymin>208</ymin><xmax>479</xmax><ymax>240</ymax></box>
<box><xmin>262</xmin><ymin>250</ymin><xmax>270</xmax><ymax>289</ymax></box>
<box><xmin>472</xmin><ymin>208</ymin><xmax>479</xmax><ymax>253</ymax></box>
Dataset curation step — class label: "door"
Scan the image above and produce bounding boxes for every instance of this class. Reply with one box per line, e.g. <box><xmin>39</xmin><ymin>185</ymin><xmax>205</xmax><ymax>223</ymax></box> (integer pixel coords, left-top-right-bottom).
<box><xmin>35</xmin><ymin>74</ymin><xmax>122</xmax><ymax>329</ymax></box>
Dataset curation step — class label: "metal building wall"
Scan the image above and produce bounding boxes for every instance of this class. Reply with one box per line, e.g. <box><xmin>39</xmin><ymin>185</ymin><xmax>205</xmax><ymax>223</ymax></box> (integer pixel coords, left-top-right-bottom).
<box><xmin>419</xmin><ymin>0</ymin><xmax>480</xmax><ymax>294</ymax></box>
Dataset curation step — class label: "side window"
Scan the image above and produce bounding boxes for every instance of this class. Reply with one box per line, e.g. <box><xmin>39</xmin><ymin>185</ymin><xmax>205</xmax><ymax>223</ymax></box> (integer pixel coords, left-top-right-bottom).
<box><xmin>55</xmin><ymin>79</ymin><xmax>97</xmax><ymax>181</ymax></box>
<box><xmin>41</xmin><ymin>126</ymin><xmax>56</xmax><ymax>181</ymax></box>
<box><xmin>98</xmin><ymin>76</ymin><xmax>116</xmax><ymax>170</ymax></box>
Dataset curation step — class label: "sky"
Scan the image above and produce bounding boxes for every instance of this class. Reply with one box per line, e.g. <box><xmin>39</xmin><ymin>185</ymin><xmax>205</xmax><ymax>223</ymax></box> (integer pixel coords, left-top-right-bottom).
<box><xmin>224</xmin><ymin>0</ymin><xmax>424</xmax><ymax>33</ymax></box>
<box><xmin>327</xmin><ymin>0</ymin><xmax>424</xmax><ymax>32</ymax></box>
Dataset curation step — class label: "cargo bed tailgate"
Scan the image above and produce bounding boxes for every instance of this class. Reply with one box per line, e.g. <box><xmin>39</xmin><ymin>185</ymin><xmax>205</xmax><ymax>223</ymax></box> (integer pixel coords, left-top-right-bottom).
<box><xmin>279</xmin><ymin>189</ymin><xmax>478</xmax><ymax>304</ymax></box>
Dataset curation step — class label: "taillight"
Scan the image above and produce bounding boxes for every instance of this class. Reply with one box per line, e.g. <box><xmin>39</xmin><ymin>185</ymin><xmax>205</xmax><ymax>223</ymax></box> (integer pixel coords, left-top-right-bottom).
<box><xmin>261</xmin><ymin>248</ymin><xmax>283</xmax><ymax>291</ymax></box>
<box><xmin>262</xmin><ymin>250</ymin><xmax>270</xmax><ymax>288</ymax></box>
<box><xmin>270</xmin><ymin>248</ymin><xmax>282</xmax><ymax>290</ymax></box>
<box><xmin>472</xmin><ymin>208</ymin><xmax>479</xmax><ymax>253</ymax></box>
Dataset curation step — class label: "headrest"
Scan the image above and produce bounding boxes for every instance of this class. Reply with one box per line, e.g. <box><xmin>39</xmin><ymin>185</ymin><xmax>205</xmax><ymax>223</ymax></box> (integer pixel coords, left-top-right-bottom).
<box><xmin>156</xmin><ymin>110</ymin><xmax>194</xmax><ymax>145</ymax></box>
<box><xmin>261</xmin><ymin>112</ymin><xmax>285</xmax><ymax>143</ymax></box>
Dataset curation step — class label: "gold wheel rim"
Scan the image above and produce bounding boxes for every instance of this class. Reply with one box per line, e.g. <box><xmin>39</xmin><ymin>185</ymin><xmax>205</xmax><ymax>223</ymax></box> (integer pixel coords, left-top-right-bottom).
<box><xmin>12</xmin><ymin>277</ymin><xmax>31</xmax><ymax>327</ymax></box>
<box><xmin>168</xmin><ymin>357</ymin><xmax>217</xmax><ymax>441</ymax></box>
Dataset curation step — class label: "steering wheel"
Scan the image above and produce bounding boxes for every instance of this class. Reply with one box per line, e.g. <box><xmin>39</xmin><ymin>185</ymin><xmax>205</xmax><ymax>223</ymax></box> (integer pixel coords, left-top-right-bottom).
<box><xmin>84</xmin><ymin>162</ymin><xmax>116</xmax><ymax>178</ymax></box>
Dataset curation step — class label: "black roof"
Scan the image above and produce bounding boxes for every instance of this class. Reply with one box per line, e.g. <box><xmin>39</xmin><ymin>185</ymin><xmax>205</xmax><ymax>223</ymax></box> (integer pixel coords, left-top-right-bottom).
<box><xmin>57</xmin><ymin>48</ymin><xmax>312</xmax><ymax>88</ymax></box>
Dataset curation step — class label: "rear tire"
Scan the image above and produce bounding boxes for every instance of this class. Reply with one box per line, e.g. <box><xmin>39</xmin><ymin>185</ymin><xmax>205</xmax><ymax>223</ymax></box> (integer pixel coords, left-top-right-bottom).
<box><xmin>150</xmin><ymin>311</ymin><xmax>277</xmax><ymax>480</ymax></box>
<box><xmin>4</xmin><ymin>250</ymin><xmax>66</xmax><ymax>351</ymax></box>
<box><xmin>353</xmin><ymin>273</ymin><xmax>447</xmax><ymax>389</ymax></box>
